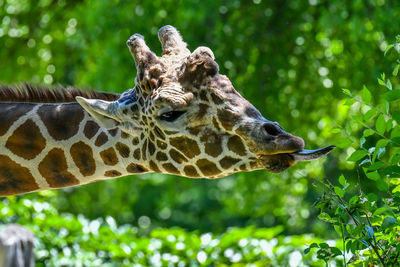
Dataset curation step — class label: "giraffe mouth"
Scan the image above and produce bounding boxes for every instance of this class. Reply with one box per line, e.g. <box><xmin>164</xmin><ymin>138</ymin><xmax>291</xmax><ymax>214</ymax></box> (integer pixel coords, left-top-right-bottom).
<box><xmin>259</xmin><ymin>145</ymin><xmax>335</xmax><ymax>172</ymax></box>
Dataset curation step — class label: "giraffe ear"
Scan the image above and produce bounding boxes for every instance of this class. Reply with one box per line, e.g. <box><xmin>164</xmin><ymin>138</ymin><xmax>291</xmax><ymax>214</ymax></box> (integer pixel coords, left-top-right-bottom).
<box><xmin>76</xmin><ymin>97</ymin><xmax>121</xmax><ymax>129</ymax></box>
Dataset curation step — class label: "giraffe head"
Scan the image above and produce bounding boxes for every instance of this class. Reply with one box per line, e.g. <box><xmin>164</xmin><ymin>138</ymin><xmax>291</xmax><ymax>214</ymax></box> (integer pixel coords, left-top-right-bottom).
<box><xmin>77</xmin><ymin>26</ymin><xmax>333</xmax><ymax>178</ymax></box>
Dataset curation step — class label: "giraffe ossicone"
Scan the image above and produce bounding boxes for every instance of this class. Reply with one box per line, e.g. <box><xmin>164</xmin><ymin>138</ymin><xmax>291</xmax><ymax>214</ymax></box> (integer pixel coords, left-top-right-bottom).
<box><xmin>0</xmin><ymin>25</ymin><xmax>334</xmax><ymax>196</ymax></box>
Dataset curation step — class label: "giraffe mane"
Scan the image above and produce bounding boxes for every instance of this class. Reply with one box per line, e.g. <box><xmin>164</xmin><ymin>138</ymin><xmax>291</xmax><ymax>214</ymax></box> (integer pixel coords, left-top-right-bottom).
<box><xmin>0</xmin><ymin>83</ymin><xmax>120</xmax><ymax>103</ymax></box>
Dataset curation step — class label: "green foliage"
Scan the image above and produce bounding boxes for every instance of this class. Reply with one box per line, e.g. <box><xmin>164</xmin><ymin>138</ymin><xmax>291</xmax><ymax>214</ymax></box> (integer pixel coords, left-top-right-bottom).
<box><xmin>2</xmin><ymin>0</ymin><xmax>400</xmax><ymax>266</ymax></box>
<box><xmin>307</xmin><ymin>38</ymin><xmax>400</xmax><ymax>266</ymax></box>
<box><xmin>0</xmin><ymin>196</ymin><xmax>334</xmax><ymax>266</ymax></box>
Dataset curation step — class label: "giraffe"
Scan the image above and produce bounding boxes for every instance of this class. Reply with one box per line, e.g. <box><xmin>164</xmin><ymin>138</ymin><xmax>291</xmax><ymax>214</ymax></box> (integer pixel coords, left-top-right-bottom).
<box><xmin>0</xmin><ymin>25</ymin><xmax>334</xmax><ymax>196</ymax></box>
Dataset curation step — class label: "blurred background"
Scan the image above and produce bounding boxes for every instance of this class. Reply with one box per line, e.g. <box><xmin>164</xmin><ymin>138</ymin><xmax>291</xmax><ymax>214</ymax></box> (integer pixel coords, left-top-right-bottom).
<box><xmin>1</xmin><ymin>0</ymin><xmax>400</xmax><ymax>263</ymax></box>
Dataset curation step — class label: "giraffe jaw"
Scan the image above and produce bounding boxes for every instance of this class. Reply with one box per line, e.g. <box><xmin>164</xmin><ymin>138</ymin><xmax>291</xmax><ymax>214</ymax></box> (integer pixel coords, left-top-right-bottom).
<box><xmin>259</xmin><ymin>145</ymin><xmax>335</xmax><ymax>172</ymax></box>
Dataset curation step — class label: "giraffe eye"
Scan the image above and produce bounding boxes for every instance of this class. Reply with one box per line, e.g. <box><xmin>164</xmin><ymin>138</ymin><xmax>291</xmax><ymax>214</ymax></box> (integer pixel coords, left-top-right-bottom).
<box><xmin>159</xmin><ymin>110</ymin><xmax>186</xmax><ymax>122</ymax></box>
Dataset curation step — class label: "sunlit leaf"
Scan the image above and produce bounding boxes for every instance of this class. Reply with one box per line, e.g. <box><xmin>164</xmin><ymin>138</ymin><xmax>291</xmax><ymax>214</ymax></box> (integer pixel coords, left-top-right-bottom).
<box><xmin>383</xmin><ymin>90</ymin><xmax>400</xmax><ymax>101</ymax></box>
<box><xmin>334</xmin><ymin>186</ymin><xmax>344</xmax><ymax>198</ymax></box>
<box><xmin>338</xmin><ymin>175</ymin><xmax>346</xmax><ymax>186</ymax></box>
<box><xmin>347</xmin><ymin>150</ymin><xmax>368</xmax><ymax>162</ymax></box>
<box><xmin>393</xmin><ymin>64</ymin><xmax>399</xmax><ymax>76</ymax></box>
<box><xmin>342</xmin><ymin>88</ymin><xmax>352</xmax><ymax>96</ymax></box>
<box><xmin>363</xmin><ymin>129</ymin><xmax>375</xmax><ymax>137</ymax></box>
<box><xmin>363</xmin><ymin>109</ymin><xmax>378</xmax><ymax>121</ymax></box>
<box><xmin>375</xmin><ymin>114</ymin><xmax>386</xmax><ymax>135</ymax></box>
<box><xmin>336</xmin><ymin>138</ymin><xmax>353</xmax><ymax>148</ymax></box>
<box><xmin>361</xmin><ymin>85</ymin><xmax>371</xmax><ymax>105</ymax></box>
<box><xmin>366</xmin><ymin>172</ymin><xmax>380</xmax><ymax>181</ymax></box>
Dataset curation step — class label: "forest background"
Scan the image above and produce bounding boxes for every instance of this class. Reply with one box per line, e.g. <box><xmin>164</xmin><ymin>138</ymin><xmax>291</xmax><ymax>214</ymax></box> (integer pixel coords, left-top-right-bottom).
<box><xmin>1</xmin><ymin>0</ymin><xmax>400</xmax><ymax>266</ymax></box>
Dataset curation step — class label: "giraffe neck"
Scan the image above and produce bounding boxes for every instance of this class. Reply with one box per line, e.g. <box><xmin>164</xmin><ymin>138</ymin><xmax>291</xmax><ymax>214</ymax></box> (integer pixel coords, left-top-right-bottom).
<box><xmin>0</xmin><ymin>101</ymin><xmax>147</xmax><ymax>196</ymax></box>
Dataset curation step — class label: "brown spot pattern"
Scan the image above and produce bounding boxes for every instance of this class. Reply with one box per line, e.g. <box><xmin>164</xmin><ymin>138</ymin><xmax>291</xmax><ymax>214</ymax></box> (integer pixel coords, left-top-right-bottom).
<box><xmin>104</xmin><ymin>170</ymin><xmax>122</xmax><ymax>177</ymax></box>
<box><xmin>212</xmin><ymin>117</ymin><xmax>221</xmax><ymax>131</ymax></box>
<box><xmin>132</xmin><ymin>137</ymin><xmax>140</xmax><ymax>145</ymax></box>
<box><xmin>83</xmin><ymin>120</ymin><xmax>100</xmax><ymax>139</ymax></box>
<box><xmin>126</xmin><ymin>163</ymin><xmax>147</xmax><ymax>173</ymax></box>
<box><xmin>210</xmin><ymin>92</ymin><xmax>224</xmax><ymax>105</ymax></box>
<box><xmin>183</xmin><ymin>165</ymin><xmax>200</xmax><ymax>177</ymax></box>
<box><xmin>169</xmin><ymin>149</ymin><xmax>187</xmax><ymax>163</ymax></box>
<box><xmin>116</xmin><ymin>142</ymin><xmax>130</xmax><ymax>158</ymax></box>
<box><xmin>157</xmin><ymin>140</ymin><xmax>168</xmax><ymax>150</ymax></box>
<box><xmin>70</xmin><ymin>141</ymin><xmax>96</xmax><ymax>176</ymax></box>
<box><xmin>220</xmin><ymin>156</ymin><xmax>240</xmax><ymax>169</ymax></box>
<box><xmin>199</xmin><ymin>90</ymin><xmax>208</xmax><ymax>101</ymax></box>
<box><xmin>227</xmin><ymin>136</ymin><xmax>247</xmax><ymax>156</ymax></box>
<box><xmin>142</xmin><ymin>139</ymin><xmax>148</xmax><ymax>160</ymax></box>
<box><xmin>108</xmin><ymin>128</ymin><xmax>118</xmax><ymax>136</ymax></box>
<box><xmin>133</xmin><ymin>148</ymin><xmax>141</xmax><ymax>160</ymax></box>
<box><xmin>197</xmin><ymin>159</ymin><xmax>221</xmax><ymax>177</ymax></box>
<box><xmin>239</xmin><ymin>164</ymin><xmax>247</xmax><ymax>171</ymax></box>
<box><xmin>38</xmin><ymin>104</ymin><xmax>84</xmax><ymax>141</ymax></box>
<box><xmin>0</xmin><ymin>155</ymin><xmax>39</xmax><ymax>196</ymax></box>
<box><xmin>38</xmin><ymin>148</ymin><xmax>79</xmax><ymax>188</ymax></box>
<box><xmin>149</xmin><ymin>161</ymin><xmax>160</xmax><ymax>172</ymax></box>
<box><xmin>156</xmin><ymin>151</ymin><xmax>168</xmax><ymax>161</ymax></box>
<box><xmin>196</xmin><ymin>103</ymin><xmax>209</xmax><ymax>119</ymax></box>
<box><xmin>5</xmin><ymin>119</ymin><xmax>46</xmax><ymax>160</ymax></box>
<box><xmin>121</xmin><ymin>131</ymin><xmax>130</xmax><ymax>139</ymax></box>
<box><xmin>217</xmin><ymin>109</ymin><xmax>238</xmax><ymax>131</ymax></box>
<box><xmin>95</xmin><ymin>132</ymin><xmax>108</xmax><ymax>146</ymax></box>
<box><xmin>162</xmin><ymin>163</ymin><xmax>180</xmax><ymax>174</ymax></box>
<box><xmin>170</xmin><ymin>137</ymin><xmax>200</xmax><ymax>159</ymax></box>
<box><xmin>154</xmin><ymin>126</ymin><xmax>166</xmax><ymax>140</ymax></box>
<box><xmin>100</xmin><ymin>147</ymin><xmax>119</xmax><ymax>166</ymax></box>
<box><xmin>200</xmin><ymin>131</ymin><xmax>222</xmax><ymax>157</ymax></box>
<box><xmin>0</xmin><ymin>103</ymin><xmax>32</xmax><ymax>136</ymax></box>
<box><xmin>148</xmin><ymin>140</ymin><xmax>156</xmax><ymax>155</ymax></box>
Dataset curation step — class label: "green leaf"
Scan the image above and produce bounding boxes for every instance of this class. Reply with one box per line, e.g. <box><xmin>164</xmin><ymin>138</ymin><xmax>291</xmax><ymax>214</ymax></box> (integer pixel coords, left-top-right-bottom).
<box><xmin>344</xmin><ymin>98</ymin><xmax>356</xmax><ymax>106</ymax></box>
<box><xmin>376</xmin><ymin>139</ymin><xmax>388</xmax><ymax>149</ymax></box>
<box><xmin>375</xmin><ymin>114</ymin><xmax>386</xmax><ymax>135</ymax></box>
<box><xmin>366</xmin><ymin>171</ymin><xmax>380</xmax><ymax>181</ymax></box>
<box><xmin>333</xmin><ymin>225</ymin><xmax>342</xmax><ymax>236</ymax></box>
<box><xmin>373</xmin><ymin>207</ymin><xmax>390</xmax><ymax>216</ymax></box>
<box><xmin>378</xmin><ymin>78</ymin><xmax>386</xmax><ymax>86</ymax></box>
<box><xmin>347</xmin><ymin>150</ymin><xmax>368</xmax><ymax>162</ymax></box>
<box><xmin>363</xmin><ymin>129</ymin><xmax>375</xmax><ymax>137</ymax></box>
<box><xmin>318</xmin><ymin>212</ymin><xmax>334</xmax><ymax>223</ymax></box>
<box><xmin>382</xmin><ymin>99</ymin><xmax>389</xmax><ymax>114</ymax></box>
<box><xmin>330</xmin><ymin>247</ymin><xmax>343</xmax><ymax>256</ymax></box>
<box><xmin>387</xmin><ymin>79</ymin><xmax>392</xmax><ymax>90</ymax></box>
<box><xmin>393</xmin><ymin>64</ymin><xmax>399</xmax><ymax>76</ymax></box>
<box><xmin>376</xmin><ymin>178</ymin><xmax>389</xmax><ymax>191</ymax></box>
<box><xmin>383</xmin><ymin>90</ymin><xmax>400</xmax><ymax>101</ymax></box>
<box><xmin>363</xmin><ymin>109</ymin><xmax>378</xmax><ymax>121</ymax></box>
<box><xmin>361</xmin><ymin>85</ymin><xmax>372</xmax><ymax>105</ymax></box>
<box><xmin>336</xmin><ymin>138</ymin><xmax>352</xmax><ymax>148</ymax></box>
<box><xmin>392</xmin><ymin>111</ymin><xmax>400</xmax><ymax>124</ymax></box>
<box><xmin>381</xmin><ymin>216</ymin><xmax>397</xmax><ymax>229</ymax></box>
<box><xmin>304</xmin><ymin>243</ymin><xmax>318</xmax><ymax>254</ymax></box>
<box><xmin>367</xmin><ymin>161</ymin><xmax>384</xmax><ymax>171</ymax></box>
<box><xmin>357</xmin><ymin>239</ymin><xmax>369</xmax><ymax>248</ymax></box>
<box><xmin>365</xmin><ymin>225</ymin><xmax>374</xmax><ymax>239</ymax></box>
<box><xmin>334</xmin><ymin>186</ymin><xmax>344</xmax><ymax>198</ymax></box>
<box><xmin>393</xmin><ymin>185</ymin><xmax>400</xmax><ymax>193</ymax></box>
<box><xmin>384</xmin><ymin>44</ymin><xmax>394</xmax><ymax>56</ymax></box>
<box><xmin>338</xmin><ymin>175</ymin><xmax>346</xmax><ymax>186</ymax></box>
<box><xmin>342</xmin><ymin>88</ymin><xmax>351</xmax><ymax>96</ymax></box>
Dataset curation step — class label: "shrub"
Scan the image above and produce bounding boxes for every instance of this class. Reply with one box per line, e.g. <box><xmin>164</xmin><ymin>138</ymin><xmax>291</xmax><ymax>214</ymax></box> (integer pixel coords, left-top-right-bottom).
<box><xmin>306</xmin><ymin>36</ymin><xmax>400</xmax><ymax>266</ymax></box>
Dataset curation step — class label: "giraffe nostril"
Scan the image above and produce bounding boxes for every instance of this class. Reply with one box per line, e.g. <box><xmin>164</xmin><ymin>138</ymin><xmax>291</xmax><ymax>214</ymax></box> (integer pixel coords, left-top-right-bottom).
<box><xmin>263</xmin><ymin>122</ymin><xmax>281</xmax><ymax>136</ymax></box>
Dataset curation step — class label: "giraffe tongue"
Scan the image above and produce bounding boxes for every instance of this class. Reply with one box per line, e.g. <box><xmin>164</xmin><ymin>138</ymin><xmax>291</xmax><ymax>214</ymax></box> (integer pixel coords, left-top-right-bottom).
<box><xmin>290</xmin><ymin>145</ymin><xmax>335</xmax><ymax>162</ymax></box>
